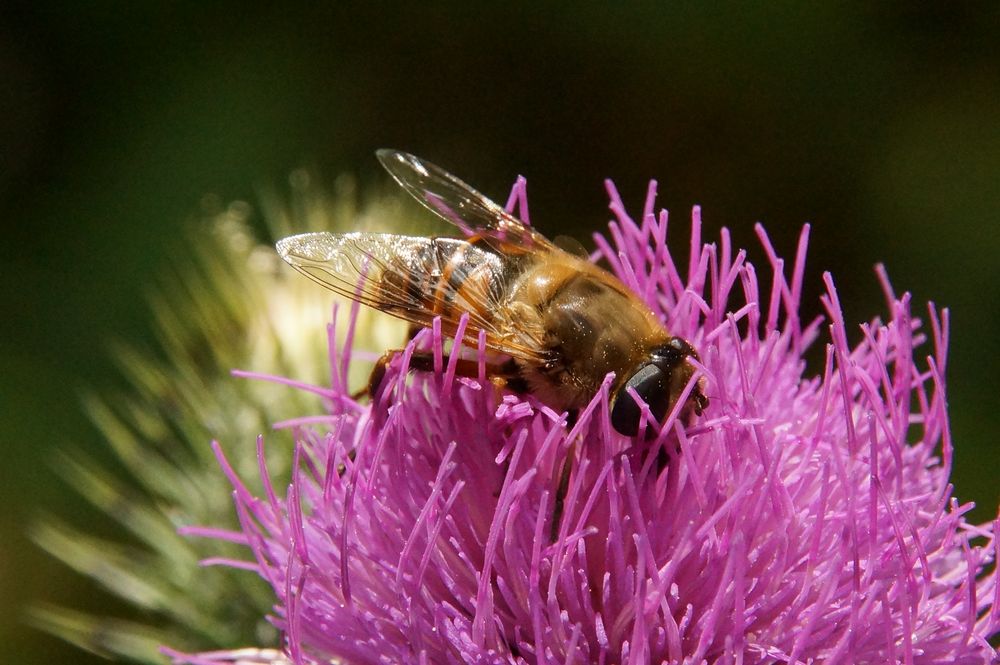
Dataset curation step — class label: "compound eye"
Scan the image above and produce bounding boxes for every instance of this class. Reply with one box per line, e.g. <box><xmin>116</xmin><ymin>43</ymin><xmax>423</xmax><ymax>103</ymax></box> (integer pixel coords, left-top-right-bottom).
<box><xmin>610</xmin><ymin>363</ymin><xmax>670</xmax><ymax>436</ymax></box>
<box><xmin>667</xmin><ymin>337</ymin><xmax>695</xmax><ymax>356</ymax></box>
<box><xmin>655</xmin><ymin>337</ymin><xmax>697</xmax><ymax>363</ymax></box>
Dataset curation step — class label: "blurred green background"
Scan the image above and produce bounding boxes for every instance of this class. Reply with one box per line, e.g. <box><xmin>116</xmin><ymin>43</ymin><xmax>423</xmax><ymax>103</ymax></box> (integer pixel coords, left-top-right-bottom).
<box><xmin>1</xmin><ymin>3</ymin><xmax>998</xmax><ymax>663</ymax></box>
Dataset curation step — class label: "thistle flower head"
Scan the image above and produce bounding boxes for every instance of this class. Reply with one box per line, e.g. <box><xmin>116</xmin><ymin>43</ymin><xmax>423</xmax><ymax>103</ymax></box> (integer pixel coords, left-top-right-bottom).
<box><xmin>174</xmin><ymin>179</ymin><xmax>1000</xmax><ymax>664</ymax></box>
<box><xmin>32</xmin><ymin>174</ymin><xmax>409</xmax><ymax>663</ymax></box>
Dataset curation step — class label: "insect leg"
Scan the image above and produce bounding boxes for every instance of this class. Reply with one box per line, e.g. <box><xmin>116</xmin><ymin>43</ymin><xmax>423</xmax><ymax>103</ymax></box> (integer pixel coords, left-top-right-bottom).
<box><xmin>407</xmin><ymin>353</ymin><xmax>521</xmax><ymax>389</ymax></box>
<box><xmin>350</xmin><ymin>349</ymin><xmax>401</xmax><ymax>401</ymax></box>
<box><xmin>405</xmin><ymin>323</ymin><xmax>423</xmax><ymax>341</ymax></box>
<box><xmin>548</xmin><ymin>409</ymin><xmax>579</xmax><ymax>542</ymax></box>
<box><xmin>355</xmin><ymin>350</ymin><xmax>522</xmax><ymax>400</ymax></box>
<box><xmin>335</xmin><ymin>448</ymin><xmax>357</xmax><ymax>477</ymax></box>
<box><xmin>550</xmin><ymin>450</ymin><xmax>573</xmax><ymax>543</ymax></box>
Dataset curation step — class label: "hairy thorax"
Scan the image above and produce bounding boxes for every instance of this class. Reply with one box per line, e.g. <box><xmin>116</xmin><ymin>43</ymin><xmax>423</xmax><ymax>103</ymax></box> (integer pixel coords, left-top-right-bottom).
<box><xmin>506</xmin><ymin>256</ymin><xmax>669</xmax><ymax>411</ymax></box>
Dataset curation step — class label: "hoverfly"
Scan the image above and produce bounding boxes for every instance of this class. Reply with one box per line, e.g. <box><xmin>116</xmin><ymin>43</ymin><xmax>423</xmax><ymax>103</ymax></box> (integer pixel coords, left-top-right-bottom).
<box><xmin>276</xmin><ymin>150</ymin><xmax>707</xmax><ymax>436</ymax></box>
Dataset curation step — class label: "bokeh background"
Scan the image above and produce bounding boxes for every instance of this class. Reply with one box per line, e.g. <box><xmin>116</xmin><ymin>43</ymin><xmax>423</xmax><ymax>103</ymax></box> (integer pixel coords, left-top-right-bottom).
<box><xmin>2</xmin><ymin>4</ymin><xmax>998</xmax><ymax>663</ymax></box>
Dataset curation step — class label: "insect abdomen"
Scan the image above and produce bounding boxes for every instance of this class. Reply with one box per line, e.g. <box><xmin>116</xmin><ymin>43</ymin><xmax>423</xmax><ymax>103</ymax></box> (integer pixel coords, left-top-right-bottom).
<box><xmin>378</xmin><ymin>237</ymin><xmax>506</xmax><ymax>327</ymax></box>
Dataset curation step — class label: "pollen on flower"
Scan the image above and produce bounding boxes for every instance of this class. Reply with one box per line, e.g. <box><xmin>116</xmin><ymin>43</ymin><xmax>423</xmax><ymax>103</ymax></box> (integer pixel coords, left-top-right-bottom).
<box><xmin>171</xmin><ymin>178</ymin><xmax>1000</xmax><ymax>665</ymax></box>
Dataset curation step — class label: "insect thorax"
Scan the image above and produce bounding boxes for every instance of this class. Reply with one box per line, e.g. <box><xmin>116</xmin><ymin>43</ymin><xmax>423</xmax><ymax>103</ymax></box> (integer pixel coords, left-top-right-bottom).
<box><xmin>511</xmin><ymin>260</ymin><xmax>666</xmax><ymax>411</ymax></box>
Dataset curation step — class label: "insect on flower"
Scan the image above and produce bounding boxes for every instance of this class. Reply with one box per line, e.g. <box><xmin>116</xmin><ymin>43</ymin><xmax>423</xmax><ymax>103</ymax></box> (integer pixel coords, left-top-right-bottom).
<box><xmin>276</xmin><ymin>150</ymin><xmax>707</xmax><ymax>435</ymax></box>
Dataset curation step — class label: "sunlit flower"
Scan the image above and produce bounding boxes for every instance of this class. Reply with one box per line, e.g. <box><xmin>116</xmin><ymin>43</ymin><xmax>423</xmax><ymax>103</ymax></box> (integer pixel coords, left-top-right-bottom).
<box><xmin>33</xmin><ymin>173</ymin><xmax>408</xmax><ymax>663</ymax></box>
<box><xmin>174</xmin><ymin>180</ymin><xmax>1000</xmax><ymax>664</ymax></box>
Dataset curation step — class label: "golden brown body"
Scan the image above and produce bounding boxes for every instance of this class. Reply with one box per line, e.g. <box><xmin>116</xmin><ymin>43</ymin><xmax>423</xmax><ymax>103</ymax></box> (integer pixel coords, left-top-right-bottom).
<box><xmin>277</xmin><ymin>150</ymin><xmax>706</xmax><ymax>435</ymax></box>
<box><xmin>503</xmin><ymin>253</ymin><xmax>670</xmax><ymax>410</ymax></box>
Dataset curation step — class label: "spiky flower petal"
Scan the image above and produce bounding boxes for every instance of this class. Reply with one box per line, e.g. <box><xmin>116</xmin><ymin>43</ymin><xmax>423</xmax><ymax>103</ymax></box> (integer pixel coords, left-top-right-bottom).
<box><xmin>34</xmin><ymin>174</ymin><xmax>408</xmax><ymax>663</ymax></box>
<box><xmin>178</xmin><ymin>180</ymin><xmax>999</xmax><ymax>664</ymax></box>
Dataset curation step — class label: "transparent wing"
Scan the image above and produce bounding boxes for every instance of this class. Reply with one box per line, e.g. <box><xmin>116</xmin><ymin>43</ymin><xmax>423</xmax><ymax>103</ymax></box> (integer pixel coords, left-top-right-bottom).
<box><xmin>276</xmin><ymin>232</ymin><xmax>548</xmax><ymax>362</ymax></box>
<box><xmin>377</xmin><ymin>149</ymin><xmax>555</xmax><ymax>253</ymax></box>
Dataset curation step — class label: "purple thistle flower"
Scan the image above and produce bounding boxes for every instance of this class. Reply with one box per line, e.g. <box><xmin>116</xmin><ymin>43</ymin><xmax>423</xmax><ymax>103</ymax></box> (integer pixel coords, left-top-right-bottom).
<box><xmin>171</xmin><ymin>178</ymin><xmax>1000</xmax><ymax>664</ymax></box>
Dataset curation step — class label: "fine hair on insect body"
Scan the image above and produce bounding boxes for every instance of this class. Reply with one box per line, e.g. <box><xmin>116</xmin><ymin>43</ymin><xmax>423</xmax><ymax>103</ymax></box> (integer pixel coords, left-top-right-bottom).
<box><xmin>276</xmin><ymin>150</ymin><xmax>707</xmax><ymax>437</ymax></box>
